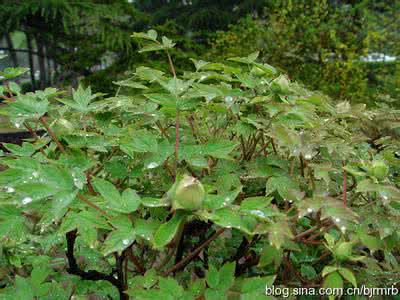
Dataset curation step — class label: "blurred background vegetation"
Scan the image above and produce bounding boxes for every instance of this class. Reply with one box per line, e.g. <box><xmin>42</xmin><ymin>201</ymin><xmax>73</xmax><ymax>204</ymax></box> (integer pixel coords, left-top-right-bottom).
<box><xmin>0</xmin><ymin>0</ymin><xmax>398</xmax><ymax>105</ymax></box>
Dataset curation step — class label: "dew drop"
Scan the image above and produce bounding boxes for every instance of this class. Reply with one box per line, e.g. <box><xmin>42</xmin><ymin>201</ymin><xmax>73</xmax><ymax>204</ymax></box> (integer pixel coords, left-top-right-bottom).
<box><xmin>146</xmin><ymin>162</ymin><xmax>159</xmax><ymax>169</ymax></box>
<box><xmin>32</xmin><ymin>171</ymin><xmax>39</xmax><ymax>178</ymax></box>
<box><xmin>335</xmin><ymin>217</ymin><xmax>341</xmax><ymax>223</ymax></box>
<box><xmin>6</xmin><ymin>186</ymin><xmax>15</xmax><ymax>193</ymax></box>
<box><xmin>22</xmin><ymin>197</ymin><xmax>33</xmax><ymax>205</ymax></box>
<box><xmin>304</xmin><ymin>153</ymin><xmax>312</xmax><ymax>160</ymax></box>
<box><xmin>14</xmin><ymin>122</ymin><xmax>21</xmax><ymax>128</ymax></box>
<box><xmin>340</xmin><ymin>226</ymin><xmax>346</xmax><ymax>232</ymax></box>
<box><xmin>292</xmin><ymin>148</ymin><xmax>300</xmax><ymax>156</ymax></box>
<box><xmin>122</xmin><ymin>239</ymin><xmax>130</xmax><ymax>245</ymax></box>
<box><xmin>225</xmin><ymin>96</ymin><xmax>233</xmax><ymax>104</ymax></box>
<box><xmin>307</xmin><ymin>208</ymin><xmax>313</xmax><ymax>213</ymax></box>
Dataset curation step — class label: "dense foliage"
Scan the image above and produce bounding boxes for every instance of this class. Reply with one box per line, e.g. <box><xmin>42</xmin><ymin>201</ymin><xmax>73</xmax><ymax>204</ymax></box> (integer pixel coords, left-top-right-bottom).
<box><xmin>0</xmin><ymin>0</ymin><xmax>141</xmax><ymax>89</ymax></box>
<box><xmin>1</xmin><ymin>32</ymin><xmax>400</xmax><ymax>299</ymax></box>
<box><xmin>209</xmin><ymin>0</ymin><xmax>400</xmax><ymax>102</ymax></box>
<box><xmin>1</xmin><ymin>1</ymin><xmax>398</xmax><ymax>103</ymax></box>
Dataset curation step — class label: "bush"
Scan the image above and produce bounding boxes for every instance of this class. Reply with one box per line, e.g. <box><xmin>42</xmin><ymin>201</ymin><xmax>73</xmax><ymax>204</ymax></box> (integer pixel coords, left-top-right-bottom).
<box><xmin>0</xmin><ymin>33</ymin><xmax>400</xmax><ymax>299</ymax></box>
<box><xmin>209</xmin><ymin>1</ymin><xmax>370</xmax><ymax>102</ymax></box>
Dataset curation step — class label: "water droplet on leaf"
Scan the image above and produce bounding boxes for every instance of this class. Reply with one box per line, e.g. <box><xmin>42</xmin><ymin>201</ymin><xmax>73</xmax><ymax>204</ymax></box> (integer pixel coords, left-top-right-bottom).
<box><xmin>6</xmin><ymin>186</ymin><xmax>15</xmax><ymax>193</ymax></box>
<box><xmin>146</xmin><ymin>162</ymin><xmax>159</xmax><ymax>169</ymax></box>
<box><xmin>22</xmin><ymin>197</ymin><xmax>33</xmax><ymax>205</ymax></box>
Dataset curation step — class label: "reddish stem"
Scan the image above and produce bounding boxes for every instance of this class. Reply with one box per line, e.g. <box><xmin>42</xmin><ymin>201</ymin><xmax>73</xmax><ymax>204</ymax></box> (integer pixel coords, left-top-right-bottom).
<box><xmin>40</xmin><ymin>116</ymin><xmax>66</xmax><ymax>153</ymax></box>
<box><xmin>342</xmin><ymin>161</ymin><xmax>347</xmax><ymax>206</ymax></box>
<box><xmin>85</xmin><ymin>172</ymin><xmax>96</xmax><ymax>195</ymax></box>
<box><xmin>128</xmin><ymin>246</ymin><xmax>146</xmax><ymax>274</ymax></box>
<box><xmin>24</xmin><ymin>122</ymin><xmax>47</xmax><ymax>156</ymax></box>
<box><xmin>162</xmin><ymin>228</ymin><xmax>225</xmax><ymax>276</ymax></box>
<box><xmin>174</xmin><ymin>111</ymin><xmax>180</xmax><ymax>180</ymax></box>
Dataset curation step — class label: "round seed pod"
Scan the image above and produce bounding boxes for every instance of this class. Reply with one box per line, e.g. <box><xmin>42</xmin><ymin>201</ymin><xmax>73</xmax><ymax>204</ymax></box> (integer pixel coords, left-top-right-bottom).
<box><xmin>173</xmin><ymin>175</ymin><xmax>205</xmax><ymax>211</ymax></box>
<box><xmin>270</xmin><ymin>75</ymin><xmax>290</xmax><ymax>94</ymax></box>
<box><xmin>369</xmin><ymin>160</ymin><xmax>389</xmax><ymax>180</ymax></box>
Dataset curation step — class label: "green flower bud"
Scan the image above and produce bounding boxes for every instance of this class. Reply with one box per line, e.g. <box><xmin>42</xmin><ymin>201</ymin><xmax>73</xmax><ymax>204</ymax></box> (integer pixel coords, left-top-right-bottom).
<box><xmin>369</xmin><ymin>160</ymin><xmax>389</xmax><ymax>180</ymax></box>
<box><xmin>173</xmin><ymin>175</ymin><xmax>205</xmax><ymax>211</ymax></box>
<box><xmin>271</xmin><ymin>75</ymin><xmax>290</xmax><ymax>94</ymax></box>
<box><xmin>334</xmin><ymin>242</ymin><xmax>353</xmax><ymax>261</ymax></box>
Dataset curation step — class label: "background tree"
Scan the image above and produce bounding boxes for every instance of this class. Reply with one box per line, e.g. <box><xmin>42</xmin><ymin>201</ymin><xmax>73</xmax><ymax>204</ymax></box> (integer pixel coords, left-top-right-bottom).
<box><xmin>0</xmin><ymin>0</ymin><xmax>142</xmax><ymax>90</ymax></box>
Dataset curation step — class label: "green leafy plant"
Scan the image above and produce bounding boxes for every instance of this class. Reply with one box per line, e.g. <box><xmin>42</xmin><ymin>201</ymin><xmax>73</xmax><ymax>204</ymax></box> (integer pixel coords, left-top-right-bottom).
<box><xmin>0</xmin><ymin>30</ymin><xmax>400</xmax><ymax>299</ymax></box>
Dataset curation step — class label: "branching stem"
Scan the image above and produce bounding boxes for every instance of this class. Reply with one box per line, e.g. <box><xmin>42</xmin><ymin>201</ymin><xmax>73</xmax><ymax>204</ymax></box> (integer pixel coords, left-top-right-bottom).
<box><xmin>162</xmin><ymin>228</ymin><xmax>225</xmax><ymax>276</ymax></box>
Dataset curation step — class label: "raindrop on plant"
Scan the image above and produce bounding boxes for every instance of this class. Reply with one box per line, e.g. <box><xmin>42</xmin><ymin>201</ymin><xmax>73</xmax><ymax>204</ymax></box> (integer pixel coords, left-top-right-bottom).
<box><xmin>22</xmin><ymin>197</ymin><xmax>33</xmax><ymax>205</ymax></box>
<box><xmin>304</xmin><ymin>153</ymin><xmax>312</xmax><ymax>160</ymax></box>
<box><xmin>225</xmin><ymin>96</ymin><xmax>233</xmax><ymax>105</ymax></box>
<box><xmin>146</xmin><ymin>162</ymin><xmax>159</xmax><ymax>169</ymax></box>
<box><xmin>6</xmin><ymin>186</ymin><xmax>15</xmax><ymax>193</ymax></box>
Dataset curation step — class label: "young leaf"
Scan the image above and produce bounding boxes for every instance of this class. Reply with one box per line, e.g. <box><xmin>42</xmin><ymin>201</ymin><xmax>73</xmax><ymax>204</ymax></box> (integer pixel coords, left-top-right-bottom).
<box><xmin>102</xmin><ymin>221</ymin><xmax>135</xmax><ymax>256</ymax></box>
<box><xmin>218</xmin><ymin>262</ymin><xmax>236</xmax><ymax>291</ymax></box>
<box><xmin>153</xmin><ymin>211</ymin><xmax>187</xmax><ymax>248</ymax></box>
<box><xmin>338</xmin><ymin>267</ymin><xmax>357</xmax><ymax>287</ymax></box>
<box><xmin>93</xmin><ymin>178</ymin><xmax>120</xmax><ymax>203</ymax></box>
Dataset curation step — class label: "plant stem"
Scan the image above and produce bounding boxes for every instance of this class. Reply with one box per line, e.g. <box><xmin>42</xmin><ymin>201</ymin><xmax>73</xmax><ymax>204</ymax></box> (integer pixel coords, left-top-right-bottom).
<box><xmin>38</xmin><ymin>116</ymin><xmax>107</xmax><ymax>215</ymax></box>
<box><xmin>164</xmin><ymin>49</ymin><xmax>179</xmax><ymax>179</ymax></box>
<box><xmin>76</xmin><ymin>194</ymin><xmax>108</xmax><ymax>216</ymax></box>
<box><xmin>293</xmin><ymin>219</ymin><xmax>331</xmax><ymax>241</ymax></box>
<box><xmin>162</xmin><ymin>228</ymin><xmax>225</xmax><ymax>276</ymax></box>
<box><xmin>85</xmin><ymin>172</ymin><xmax>96</xmax><ymax>195</ymax></box>
<box><xmin>40</xmin><ymin>116</ymin><xmax>66</xmax><ymax>153</ymax></box>
<box><xmin>24</xmin><ymin>122</ymin><xmax>47</xmax><ymax>156</ymax></box>
<box><xmin>174</xmin><ymin>111</ymin><xmax>180</xmax><ymax>180</ymax></box>
<box><xmin>342</xmin><ymin>160</ymin><xmax>347</xmax><ymax>206</ymax></box>
<box><xmin>66</xmin><ymin>230</ymin><xmax>127</xmax><ymax>300</ymax></box>
<box><xmin>166</xmin><ymin>50</ymin><xmax>176</xmax><ymax>79</ymax></box>
<box><xmin>128</xmin><ymin>246</ymin><xmax>145</xmax><ymax>274</ymax></box>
